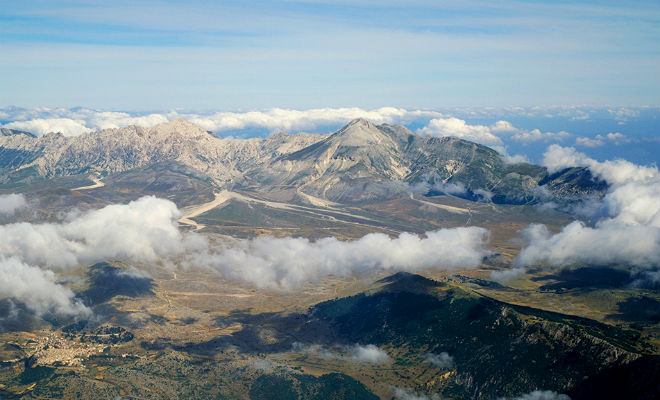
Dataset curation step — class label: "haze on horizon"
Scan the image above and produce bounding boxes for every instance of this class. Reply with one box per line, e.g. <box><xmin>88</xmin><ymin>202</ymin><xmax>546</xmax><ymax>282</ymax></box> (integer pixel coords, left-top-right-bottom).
<box><xmin>1</xmin><ymin>0</ymin><xmax>659</xmax><ymax>110</ymax></box>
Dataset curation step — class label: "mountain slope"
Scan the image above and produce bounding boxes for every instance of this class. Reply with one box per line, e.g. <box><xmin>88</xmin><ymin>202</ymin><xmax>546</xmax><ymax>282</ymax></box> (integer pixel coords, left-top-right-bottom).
<box><xmin>0</xmin><ymin>118</ymin><xmax>606</xmax><ymax>204</ymax></box>
<box><xmin>291</xmin><ymin>272</ymin><xmax>656</xmax><ymax>399</ymax></box>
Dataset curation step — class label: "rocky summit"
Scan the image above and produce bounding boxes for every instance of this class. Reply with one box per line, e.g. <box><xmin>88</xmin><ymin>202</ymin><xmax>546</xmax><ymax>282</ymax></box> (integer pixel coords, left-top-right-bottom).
<box><xmin>0</xmin><ymin>118</ymin><xmax>605</xmax><ymax>204</ymax></box>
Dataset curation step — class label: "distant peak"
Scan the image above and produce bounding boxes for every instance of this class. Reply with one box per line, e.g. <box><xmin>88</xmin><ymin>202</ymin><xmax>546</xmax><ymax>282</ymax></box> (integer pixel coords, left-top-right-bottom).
<box><xmin>1</xmin><ymin>127</ymin><xmax>36</xmax><ymax>138</ymax></box>
<box><xmin>149</xmin><ymin>118</ymin><xmax>210</xmax><ymax>137</ymax></box>
<box><xmin>346</xmin><ymin>118</ymin><xmax>375</xmax><ymax>128</ymax></box>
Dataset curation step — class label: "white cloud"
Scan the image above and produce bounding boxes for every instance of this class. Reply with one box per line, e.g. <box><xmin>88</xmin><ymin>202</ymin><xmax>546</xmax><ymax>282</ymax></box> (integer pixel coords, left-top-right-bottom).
<box><xmin>0</xmin><ymin>195</ymin><xmax>489</xmax><ymax>314</ymax></box>
<box><xmin>0</xmin><ymin>196</ymin><xmax>194</xmax><ymax>269</ymax></box>
<box><xmin>575</xmin><ymin>132</ymin><xmax>629</xmax><ymax>148</ymax></box>
<box><xmin>349</xmin><ymin>344</ymin><xmax>390</xmax><ymax>363</ymax></box>
<box><xmin>474</xmin><ymin>188</ymin><xmax>494</xmax><ymax>202</ymax></box>
<box><xmin>605</xmin><ymin>132</ymin><xmax>628</xmax><ymax>143</ymax></box>
<box><xmin>608</xmin><ymin>107</ymin><xmax>640</xmax><ymax>121</ymax></box>
<box><xmin>423</xmin><ymin>352</ymin><xmax>454</xmax><ymax>368</ymax></box>
<box><xmin>392</xmin><ymin>387</ymin><xmax>440</xmax><ymax>400</ymax></box>
<box><xmin>574</xmin><ymin>136</ymin><xmax>604</xmax><ymax>147</ymax></box>
<box><xmin>490</xmin><ymin>120</ymin><xmax>517</xmax><ymax>133</ymax></box>
<box><xmin>541</xmin><ymin>144</ymin><xmax>657</xmax><ymax>183</ymax></box>
<box><xmin>183</xmin><ymin>107</ymin><xmax>442</xmax><ymax>133</ymax></box>
<box><xmin>0</xmin><ymin>107</ymin><xmax>443</xmax><ymax>137</ymax></box>
<box><xmin>417</xmin><ymin>117</ymin><xmax>504</xmax><ymax>146</ymax></box>
<box><xmin>502</xmin><ymin>153</ymin><xmax>530</xmax><ymax>164</ymax></box>
<box><xmin>0</xmin><ymin>257</ymin><xmax>91</xmax><ymax>316</ymax></box>
<box><xmin>188</xmin><ymin>227</ymin><xmax>490</xmax><ymax>289</ymax></box>
<box><xmin>508</xmin><ymin>390</ymin><xmax>570</xmax><ymax>400</ymax></box>
<box><xmin>0</xmin><ymin>196</ymin><xmax>199</xmax><ymax>317</ymax></box>
<box><xmin>4</xmin><ymin>118</ymin><xmax>92</xmax><ymax>137</ymax></box>
<box><xmin>490</xmin><ymin>267</ymin><xmax>526</xmax><ymax>283</ymax></box>
<box><xmin>517</xmin><ymin>146</ymin><xmax>660</xmax><ymax>275</ymax></box>
<box><xmin>512</xmin><ymin>129</ymin><xmax>570</xmax><ymax>143</ymax></box>
<box><xmin>292</xmin><ymin>343</ymin><xmax>390</xmax><ymax>364</ymax></box>
<box><xmin>0</xmin><ymin>193</ymin><xmax>27</xmax><ymax>215</ymax></box>
<box><xmin>515</xmin><ymin>222</ymin><xmax>659</xmax><ymax>268</ymax></box>
<box><xmin>291</xmin><ymin>343</ymin><xmax>337</xmax><ymax>359</ymax></box>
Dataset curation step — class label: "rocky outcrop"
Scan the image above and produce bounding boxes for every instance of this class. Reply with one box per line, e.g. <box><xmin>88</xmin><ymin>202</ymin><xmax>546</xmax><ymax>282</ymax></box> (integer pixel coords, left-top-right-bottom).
<box><xmin>0</xmin><ymin>118</ymin><xmax>606</xmax><ymax>204</ymax></box>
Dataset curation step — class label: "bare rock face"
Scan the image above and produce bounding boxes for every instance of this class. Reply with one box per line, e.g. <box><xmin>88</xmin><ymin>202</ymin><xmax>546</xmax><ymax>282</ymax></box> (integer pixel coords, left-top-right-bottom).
<box><xmin>0</xmin><ymin>118</ymin><xmax>606</xmax><ymax>204</ymax></box>
<box><xmin>0</xmin><ymin>118</ymin><xmax>323</xmax><ymax>186</ymax></box>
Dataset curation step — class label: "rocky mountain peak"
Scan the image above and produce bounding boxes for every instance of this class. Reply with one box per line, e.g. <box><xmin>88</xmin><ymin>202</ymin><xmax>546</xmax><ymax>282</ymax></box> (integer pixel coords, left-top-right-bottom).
<box><xmin>148</xmin><ymin>118</ymin><xmax>211</xmax><ymax>139</ymax></box>
<box><xmin>345</xmin><ymin>118</ymin><xmax>374</xmax><ymax>128</ymax></box>
<box><xmin>1</xmin><ymin>128</ymin><xmax>36</xmax><ymax>138</ymax></box>
<box><xmin>330</xmin><ymin>118</ymin><xmax>392</xmax><ymax>147</ymax></box>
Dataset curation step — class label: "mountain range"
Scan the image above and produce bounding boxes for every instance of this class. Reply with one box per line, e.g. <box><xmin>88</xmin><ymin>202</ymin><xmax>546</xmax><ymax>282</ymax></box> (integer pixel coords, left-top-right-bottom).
<box><xmin>0</xmin><ymin>118</ymin><xmax>605</xmax><ymax>205</ymax></box>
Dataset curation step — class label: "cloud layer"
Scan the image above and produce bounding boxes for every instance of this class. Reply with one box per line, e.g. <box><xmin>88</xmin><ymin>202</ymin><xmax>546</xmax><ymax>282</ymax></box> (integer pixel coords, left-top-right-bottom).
<box><xmin>509</xmin><ymin>391</ymin><xmax>570</xmax><ymax>400</ymax></box>
<box><xmin>0</xmin><ymin>196</ymin><xmax>194</xmax><ymax>316</ymax></box>
<box><xmin>417</xmin><ymin>117</ymin><xmax>505</xmax><ymax>146</ymax></box>
<box><xmin>0</xmin><ymin>194</ymin><xmax>490</xmax><ymax>316</ymax></box>
<box><xmin>0</xmin><ymin>257</ymin><xmax>90</xmax><ymax>316</ymax></box>
<box><xmin>1</xmin><ymin>107</ymin><xmax>442</xmax><ymax>137</ymax></box>
<box><xmin>0</xmin><ymin>193</ymin><xmax>27</xmax><ymax>215</ymax></box>
<box><xmin>423</xmin><ymin>352</ymin><xmax>455</xmax><ymax>369</ymax></box>
<box><xmin>291</xmin><ymin>343</ymin><xmax>390</xmax><ymax>364</ymax></box>
<box><xmin>188</xmin><ymin>227</ymin><xmax>490</xmax><ymax>289</ymax></box>
<box><xmin>516</xmin><ymin>146</ymin><xmax>660</xmax><ymax>272</ymax></box>
<box><xmin>0</xmin><ymin>196</ymin><xmax>190</xmax><ymax>269</ymax></box>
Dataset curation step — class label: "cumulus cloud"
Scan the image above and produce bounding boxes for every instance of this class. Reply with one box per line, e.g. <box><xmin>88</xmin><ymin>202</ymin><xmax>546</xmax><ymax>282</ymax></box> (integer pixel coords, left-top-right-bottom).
<box><xmin>517</xmin><ymin>146</ymin><xmax>660</xmax><ymax>275</ymax></box>
<box><xmin>291</xmin><ymin>343</ymin><xmax>337</xmax><ymax>359</ymax></box>
<box><xmin>392</xmin><ymin>387</ymin><xmax>441</xmax><ymax>400</ymax></box>
<box><xmin>491</xmin><ymin>267</ymin><xmax>527</xmax><ymax>283</ymax></box>
<box><xmin>0</xmin><ymin>193</ymin><xmax>27</xmax><ymax>215</ymax></box>
<box><xmin>0</xmin><ymin>196</ymin><xmax>195</xmax><ymax>269</ymax></box>
<box><xmin>417</xmin><ymin>117</ymin><xmax>504</xmax><ymax>146</ymax></box>
<box><xmin>541</xmin><ymin>144</ymin><xmax>657</xmax><ymax>183</ymax></box>
<box><xmin>0</xmin><ymin>196</ymin><xmax>197</xmax><ymax>316</ymax></box>
<box><xmin>182</xmin><ymin>107</ymin><xmax>442</xmax><ymax>133</ymax></box>
<box><xmin>4</xmin><ymin>118</ymin><xmax>93</xmax><ymax>137</ymax></box>
<box><xmin>575</xmin><ymin>132</ymin><xmax>630</xmax><ymax>148</ymax></box>
<box><xmin>435</xmin><ymin>181</ymin><xmax>467</xmax><ymax>195</ymax></box>
<box><xmin>512</xmin><ymin>129</ymin><xmax>570</xmax><ymax>143</ymax></box>
<box><xmin>0</xmin><ymin>257</ymin><xmax>91</xmax><ymax>316</ymax></box>
<box><xmin>0</xmin><ymin>195</ymin><xmax>489</xmax><ymax>314</ymax></box>
<box><xmin>502</xmin><ymin>153</ymin><xmax>530</xmax><ymax>164</ymax></box>
<box><xmin>423</xmin><ymin>352</ymin><xmax>454</xmax><ymax>368</ymax></box>
<box><xmin>474</xmin><ymin>188</ymin><xmax>494</xmax><ymax>202</ymax></box>
<box><xmin>574</xmin><ymin>136</ymin><xmax>604</xmax><ymax>147</ymax></box>
<box><xmin>292</xmin><ymin>343</ymin><xmax>390</xmax><ymax>364</ymax></box>
<box><xmin>0</xmin><ymin>106</ymin><xmax>442</xmax><ymax>137</ymax></box>
<box><xmin>515</xmin><ymin>222</ymin><xmax>659</xmax><ymax>269</ymax></box>
<box><xmin>188</xmin><ymin>227</ymin><xmax>491</xmax><ymax>289</ymax></box>
<box><xmin>507</xmin><ymin>390</ymin><xmax>570</xmax><ymax>400</ymax></box>
<box><xmin>349</xmin><ymin>344</ymin><xmax>390</xmax><ymax>363</ymax></box>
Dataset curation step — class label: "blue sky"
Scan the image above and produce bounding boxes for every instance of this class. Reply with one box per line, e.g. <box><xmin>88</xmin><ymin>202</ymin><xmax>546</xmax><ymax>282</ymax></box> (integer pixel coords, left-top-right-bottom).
<box><xmin>1</xmin><ymin>0</ymin><xmax>658</xmax><ymax>110</ymax></box>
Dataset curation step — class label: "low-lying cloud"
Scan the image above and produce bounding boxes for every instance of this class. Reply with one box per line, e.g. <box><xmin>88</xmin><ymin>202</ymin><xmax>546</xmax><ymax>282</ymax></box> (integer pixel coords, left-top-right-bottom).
<box><xmin>423</xmin><ymin>352</ymin><xmax>454</xmax><ymax>368</ymax></box>
<box><xmin>0</xmin><ymin>196</ymin><xmax>193</xmax><ymax>269</ymax></box>
<box><xmin>507</xmin><ymin>390</ymin><xmax>570</xmax><ymax>400</ymax></box>
<box><xmin>0</xmin><ymin>194</ymin><xmax>490</xmax><ymax>316</ymax></box>
<box><xmin>292</xmin><ymin>343</ymin><xmax>390</xmax><ymax>364</ymax></box>
<box><xmin>0</xmin><ymin>196</ymin><xmax>197</xmax><ymax>316</ymax></box>
<box><xmin>417</xmin><ymin>117</ymin><xmax>505</xmax><ymax>146</ymax></box>
<box><xmin>517</xmin><ymin>145</ymin><xmax>660</xmax><ymax>276</ymax></box>
<box><xmin>392</xmin><ymin>387</ymin><xmax>441</xmax><ymax>400</ymax></box>
<box><xmin>188</xmin><ymin>227</ymin><xmax>490</xmax><ymax>289</ymax></box>
<box><xmin>0</xmin><ymin>193</ymin><xmax>27</xmax><ymax>215</ymax></box>
<box><xmin>511</xmin><ymin>129</ymin><xmax>570</xmax><ymax>143</ymax></box>
<box><xmin>0</xmin><ymin>257</ymin><xmax>90</xmax><ymax>316</ymax></box>
<box><xmin>1</xmin><ymin>107</ymin><xmax>442</xmax><ymax>137</ymax></box>
<box><xmin>350</xmin><ymin>344</ymin><xmax>390</xmax><ymax>363</ymax></box>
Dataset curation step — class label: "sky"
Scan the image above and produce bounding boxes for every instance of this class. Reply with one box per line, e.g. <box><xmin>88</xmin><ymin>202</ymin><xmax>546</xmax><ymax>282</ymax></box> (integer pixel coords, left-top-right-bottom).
<box><xmin>1</xmin><ymin>0</ymin><xmax>659</xmax><ymax>110</ymax></box>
